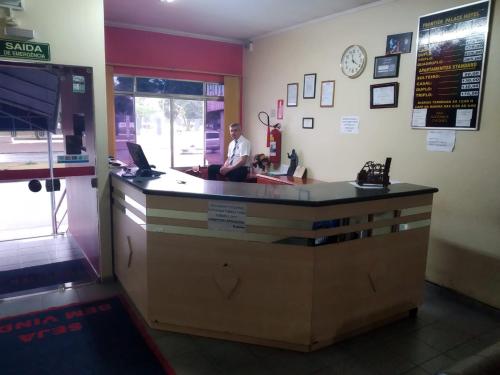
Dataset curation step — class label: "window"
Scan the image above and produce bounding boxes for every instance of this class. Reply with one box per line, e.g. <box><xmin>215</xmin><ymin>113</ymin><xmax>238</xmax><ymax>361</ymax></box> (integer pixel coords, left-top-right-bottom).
<box><xmin>113</xmin><ymin>76</ymin><xmax>134</xmax><ymax>92</ymax></box>
<box><xmin>206</xmin><ymin>83</ymin><xmax>224</xmax><ymax>97</ymax></box>
<box><xmin>114</xmin><ymin>95</ymin><xmax>135</xmax><ymax>163</ymax></box>
<box><xmin>113</xmin><ymin>76</ymin><xmax>224</xmax><ymax>168</ymax></box>
<box><xmin>136</xmin><ymin>78</ymin><xmax>204</xmax><ymax>96</ymax></box>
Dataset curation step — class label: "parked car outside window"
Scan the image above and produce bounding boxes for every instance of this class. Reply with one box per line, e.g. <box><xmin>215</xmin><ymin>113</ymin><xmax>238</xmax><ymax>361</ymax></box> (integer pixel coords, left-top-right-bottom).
<box><xmin>205</xmin><ymin>130</ymin><xmax>220</xmax><ymax>153</ymax></box>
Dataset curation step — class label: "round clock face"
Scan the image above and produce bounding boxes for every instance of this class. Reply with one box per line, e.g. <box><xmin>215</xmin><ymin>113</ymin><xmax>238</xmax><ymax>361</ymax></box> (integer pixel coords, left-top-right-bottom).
<box><xmin>341</xmin><ymin>45</ymin><xmax>367</xmax><ymax>78</ymax></box>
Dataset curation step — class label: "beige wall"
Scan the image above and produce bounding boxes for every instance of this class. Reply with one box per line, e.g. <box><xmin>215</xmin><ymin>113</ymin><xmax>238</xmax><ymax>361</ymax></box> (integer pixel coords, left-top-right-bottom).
<box><xmin>243</xmin><ymin>0</ymin><xmax>500</xmax><ymax>308</ymax></box>
<box><xmin>6</xmin><ymin>0</ymin><xmax>112</xmax><ymax>278</ymax></box>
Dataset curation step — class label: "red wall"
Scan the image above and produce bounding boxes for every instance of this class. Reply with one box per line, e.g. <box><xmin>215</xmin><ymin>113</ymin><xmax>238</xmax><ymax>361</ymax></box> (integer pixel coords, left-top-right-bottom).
<box><xmin>105</xmin><ymin>26</ymin><xmax>243</xmax><ymax>82</ymax></box>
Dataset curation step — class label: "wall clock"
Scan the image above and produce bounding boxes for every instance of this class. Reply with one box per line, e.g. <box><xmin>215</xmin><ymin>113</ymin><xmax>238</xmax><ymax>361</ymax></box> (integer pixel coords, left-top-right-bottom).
<box><xmin>341</xmin><ymin>45</ymin><xmax>367</xmax><ymax>78</ymax></box>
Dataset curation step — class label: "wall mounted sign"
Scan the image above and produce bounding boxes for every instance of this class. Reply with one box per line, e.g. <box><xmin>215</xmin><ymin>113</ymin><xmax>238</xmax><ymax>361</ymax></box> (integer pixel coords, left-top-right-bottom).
<box><xmin>412</xmin><ymin>0</ymin><xmax>491</xmax><ymax>130</ymax></box>
<box><xmin>0</xmin><ymin>39</ymin><xmax>50</xmax><ymax>61</ymax></box>
<box><xmin>277</xmin><ymin>99</ymin><xmax>284</xmax><ymax>119</ymax></box>
<box><xmin>72</xmin><ymin>75</ymin><xmax>86</xmax><ymax>94</ymax></box>
<box><xmin>340</xmin><ymin>116</ymin><xmax>359</xmax><ymax>134</ymax></box>
<box><xmin>373</xmin><ymin>55</ymin><xmax>400</xmax><ymax>79</ymax></box>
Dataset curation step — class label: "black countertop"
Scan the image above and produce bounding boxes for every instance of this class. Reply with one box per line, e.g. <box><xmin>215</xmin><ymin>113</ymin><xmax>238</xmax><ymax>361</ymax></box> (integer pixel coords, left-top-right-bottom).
<box><xmin>111</xmin><ymin>169</ymin><xmax>438</xmax><ymax>207</ymax></box>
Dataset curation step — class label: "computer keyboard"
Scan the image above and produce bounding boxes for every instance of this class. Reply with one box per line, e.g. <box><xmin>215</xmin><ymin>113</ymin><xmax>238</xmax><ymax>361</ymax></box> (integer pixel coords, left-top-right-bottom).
<box><xmin>149</xmin><ymin>170</ymin><xmax>165</xmax><ymax>177</ymax></box>
<box><xmin>138</xmin><ymin>169</ymin><xmax>165</xmax><ymax>177</ymax></box>
<box><xmin>122</xmin><ymin>169</ymin><xmax>165</xmax><ymax>178</ymax></box>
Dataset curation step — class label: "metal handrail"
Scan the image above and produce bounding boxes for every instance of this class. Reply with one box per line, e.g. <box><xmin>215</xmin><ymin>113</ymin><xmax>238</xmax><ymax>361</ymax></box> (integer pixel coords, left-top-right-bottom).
<box><xmin>54</xmin><ymin>187</ymin><xmax>67</xmax><ymax>234</ymax></box>
<box><xmin>56</xmin><ymin>210</ymin><xmax>68</xmax><ymax>233</ymax></box>
<box><xmin>54</xmin><ymin>188</ymin><xmax>67</xmax><ymax>218</ymax></box>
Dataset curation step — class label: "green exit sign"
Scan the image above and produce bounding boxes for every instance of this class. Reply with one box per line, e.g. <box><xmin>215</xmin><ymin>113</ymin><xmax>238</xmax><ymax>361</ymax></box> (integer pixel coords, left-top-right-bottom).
<box><xmin>0</xmin><ymin>39</ymin><xmax>50</xmax><ymax>61</ymax></box>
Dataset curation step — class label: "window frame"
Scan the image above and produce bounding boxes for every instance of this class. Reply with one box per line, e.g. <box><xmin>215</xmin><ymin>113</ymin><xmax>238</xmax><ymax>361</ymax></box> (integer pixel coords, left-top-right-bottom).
<box><xmin>113</xmin><ymin>75</ymin><xmax>224</xmax><ymax>168</ymax></box>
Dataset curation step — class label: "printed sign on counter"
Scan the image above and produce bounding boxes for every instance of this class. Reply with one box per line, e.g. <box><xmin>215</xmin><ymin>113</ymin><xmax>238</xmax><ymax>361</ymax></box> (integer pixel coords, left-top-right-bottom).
<box><xmin>208</xmin><ymin>201</ymin><xmax>247</xmax><ymax>232</ymax></box>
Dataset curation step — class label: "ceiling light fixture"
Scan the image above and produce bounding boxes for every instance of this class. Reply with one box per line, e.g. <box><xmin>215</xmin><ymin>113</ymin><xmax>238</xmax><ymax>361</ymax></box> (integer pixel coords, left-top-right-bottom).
<box><xmin>160</xmin><ymin>0</ymin><xmax>175</xmax><ymax>3</ymax></box>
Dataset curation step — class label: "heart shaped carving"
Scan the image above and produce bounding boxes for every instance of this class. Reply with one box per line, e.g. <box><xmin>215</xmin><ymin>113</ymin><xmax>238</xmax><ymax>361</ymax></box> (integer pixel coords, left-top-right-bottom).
<box><xmin>368</xmin><ymin>261</ymin><xmax>388</xmax><ymax>293</ymax></box>
<box><xmin>213</xmin><ymin>264</ymin><xmax>240</xmax><ymax>299</ymax></box>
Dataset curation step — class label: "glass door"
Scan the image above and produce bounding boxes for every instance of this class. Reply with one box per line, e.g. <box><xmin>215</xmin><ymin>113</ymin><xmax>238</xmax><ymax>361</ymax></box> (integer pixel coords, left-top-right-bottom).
<box><xmin>0</xmin><ymin>130</ymin><xmax>67</xmax><ymax>241</ymax></box>
<box><xmin>1</xmin><ymin>62</ymin><xmax>100</xmax><ymax>275</ymax></box>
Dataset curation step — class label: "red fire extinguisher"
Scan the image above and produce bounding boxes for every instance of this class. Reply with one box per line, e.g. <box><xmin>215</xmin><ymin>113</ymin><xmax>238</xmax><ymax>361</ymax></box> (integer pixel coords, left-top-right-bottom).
<box><xmin>258</xmin><ymin>111</ymin><xmax>281</xmax><ymax>165</ymax></box>
<box><xmin>269</xmin><ymin>127</ymin><xmax>281</xmax><ymax>165</ymax></box>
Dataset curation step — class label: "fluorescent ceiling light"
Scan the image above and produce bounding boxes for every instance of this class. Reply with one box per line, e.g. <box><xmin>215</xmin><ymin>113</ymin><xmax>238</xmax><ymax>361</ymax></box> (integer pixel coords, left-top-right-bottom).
<box><xmin>0</xmin><ymin>0</ymin><xmax>23</xmax><ymax>10</ymax></box>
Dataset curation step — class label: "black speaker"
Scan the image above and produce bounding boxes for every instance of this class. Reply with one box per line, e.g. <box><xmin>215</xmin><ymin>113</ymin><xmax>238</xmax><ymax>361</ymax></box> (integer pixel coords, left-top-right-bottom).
<box><xmin>28</xmin><ymin>179</ymin><xmax>42</xmax><ymax>192</ymax></box>
<box><xmin>73</xmin><ymin>113</ymin><xmax>85</xmax><ymax>136</ymax></box>
<box><xmin>65</xmin><ymin>135</ymin><xmax>82</xmax><ymax>154</ymax></box>
<box><xmin>45</xmin><ymin>179</ymin><xmax>61</xmax><ymax>192</ymax></box>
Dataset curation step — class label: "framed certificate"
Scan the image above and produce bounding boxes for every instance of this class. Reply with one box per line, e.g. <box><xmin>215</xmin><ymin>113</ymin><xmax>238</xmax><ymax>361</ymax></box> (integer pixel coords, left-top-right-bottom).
<box><xmin>370</xmin><ymin>82</ymin><xmax>399</xmax><ymax>108</ymax></box>
<box><xmin>303</xmin><ymin>73</ymin><xmax>316</xmax><ymax>99</ymax></box>
<box><xmin>287</xmin><ymin>83</ymin><xmax>298</xmax><ymax>107</ymax></box>
<box><xmin>302</xmin><ymin>117</ymin><xmax>314</xmax><ymax>129</ymax></box>
<box><xmin>320</xmin><ymin>80</ymin><xmax>335</xmax><ymax>107</ymax></box>
<box><xmin>373</xmin><ymin>55</ymin><xmax>400</xmax><ymax>79</ymax></box>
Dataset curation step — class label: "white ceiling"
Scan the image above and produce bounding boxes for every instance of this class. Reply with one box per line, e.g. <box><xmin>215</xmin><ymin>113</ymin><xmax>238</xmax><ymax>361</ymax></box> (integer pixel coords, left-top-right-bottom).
<box><xmin>104</xmin><ymin>0</ymin><xmax>386</xmax><ymax>44</ymax></box>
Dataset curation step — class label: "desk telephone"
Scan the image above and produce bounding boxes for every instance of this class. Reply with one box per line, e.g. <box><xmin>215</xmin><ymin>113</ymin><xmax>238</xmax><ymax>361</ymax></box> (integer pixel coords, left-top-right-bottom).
<box><xmin>122</xmin><ymin>167</ymin><xmax>165</xmax><ymax>178</ymax></box>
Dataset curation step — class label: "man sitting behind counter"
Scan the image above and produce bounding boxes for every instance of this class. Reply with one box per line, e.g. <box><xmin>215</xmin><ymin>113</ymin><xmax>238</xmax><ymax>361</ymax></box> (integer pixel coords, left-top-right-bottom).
<box><xmin>208</xmin><ymin>122</ymin><xmax>251</xmax><ymax>182</ymax></box>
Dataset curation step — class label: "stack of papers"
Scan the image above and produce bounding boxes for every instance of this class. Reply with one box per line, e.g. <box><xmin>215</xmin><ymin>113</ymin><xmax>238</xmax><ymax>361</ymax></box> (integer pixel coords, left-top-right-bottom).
<box><xmin>267</xmin><ymin>164</ymin><xmax>289</xmax><ymax>176</ymax></box>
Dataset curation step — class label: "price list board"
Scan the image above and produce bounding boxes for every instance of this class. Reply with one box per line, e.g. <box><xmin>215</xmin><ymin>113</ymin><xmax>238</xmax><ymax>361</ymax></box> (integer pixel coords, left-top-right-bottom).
<box><xmin>412</xmin><ymin>1</ymin><xmax>491</xmax><ymax>130</ymax></box>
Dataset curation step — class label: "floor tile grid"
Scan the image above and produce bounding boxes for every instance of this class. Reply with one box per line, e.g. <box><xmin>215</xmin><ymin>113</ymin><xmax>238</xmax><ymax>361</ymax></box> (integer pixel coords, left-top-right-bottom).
<box><xmin>0</xmin><ymin>281</ymin><xmax>499</xmax><ymax>375</ymax></box>
<box><xmin>0</xmin><ymin>235</ymin><xmax>84</xmax><ymax>270</ymax></box>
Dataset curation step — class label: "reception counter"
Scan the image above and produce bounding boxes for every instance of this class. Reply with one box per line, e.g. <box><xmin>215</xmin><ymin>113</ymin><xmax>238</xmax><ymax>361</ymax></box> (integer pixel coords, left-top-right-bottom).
<box><xmin>111</xmin><ymin>169</ymin><xmax>438</xmax><ymax>352</ymax></box>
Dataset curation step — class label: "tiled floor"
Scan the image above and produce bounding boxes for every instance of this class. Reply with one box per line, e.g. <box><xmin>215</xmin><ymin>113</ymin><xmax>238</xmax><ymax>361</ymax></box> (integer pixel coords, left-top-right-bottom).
<box><xmin>1</xmin><ymin>281</ymin><xmax>499</xmax><ymax>375</ymax></box>
<box><xmin>0</xmin><ymin>235</ymin><xmax>84</xmax><ymax>272</ymax></box>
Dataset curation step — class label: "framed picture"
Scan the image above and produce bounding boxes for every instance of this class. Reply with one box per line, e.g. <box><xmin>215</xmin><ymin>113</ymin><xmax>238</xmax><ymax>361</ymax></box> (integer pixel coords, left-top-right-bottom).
<box><xmin>373</xmin><ymin>55</ymin><xmax>400</xmax><ymax>79</ymax></box>
<box><xmin>386</xmin><ymin>32</ymin><xmax>413</xmax><ymax>54</ymax></box>
<box><xmin>302</xmin><ymin>117</ymin><xmax>314</xmax><ymax>129</ymax></box>
<box><xmin>320</xmin><ymin>80</ymin><xmax>335</xmax><ymax>107</ymax></box>
<box><xmin>303</xmin><ymin>73</ymin><xmax>316</xmax><ymax>99</ymax></box>
<box><xmin>287</xmin><ymin>83</ymin><xmax>298</xmax><ymax>107</ymax></box>
<box><xmin>370</xmin><ymin>82</ymin><xmax>399</xmax><ymax>109</ymax></box>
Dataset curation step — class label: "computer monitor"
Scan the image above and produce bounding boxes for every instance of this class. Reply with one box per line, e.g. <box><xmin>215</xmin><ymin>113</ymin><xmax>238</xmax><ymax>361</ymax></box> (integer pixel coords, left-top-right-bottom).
<box><xmin>126</xmin><ymin>142</ymin><xmax>164</xmax><ymax>177</ymax></box>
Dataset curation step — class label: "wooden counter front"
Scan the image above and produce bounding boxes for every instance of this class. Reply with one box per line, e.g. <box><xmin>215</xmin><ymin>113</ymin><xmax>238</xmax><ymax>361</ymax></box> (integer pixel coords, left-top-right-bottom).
<box><xmin>111</xmin><ymin>171</ymin><xmax>437</xmax><ymax>352</ymax></box>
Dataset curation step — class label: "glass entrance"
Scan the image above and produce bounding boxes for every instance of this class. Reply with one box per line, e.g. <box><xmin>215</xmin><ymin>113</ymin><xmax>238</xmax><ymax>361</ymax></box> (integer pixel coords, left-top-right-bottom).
<box><xmin>0</xmin><ymin>130</ymin><xmax>67</xmax><ymax>242</ymax></box>
<box><xmin>0</xmin><ymin>62</ymin><xmax>100</xmax><ymax>290</ymax></box>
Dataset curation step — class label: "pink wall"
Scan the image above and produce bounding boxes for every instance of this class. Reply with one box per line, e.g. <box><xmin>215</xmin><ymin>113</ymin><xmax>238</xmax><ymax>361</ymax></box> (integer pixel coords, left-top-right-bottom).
<box><xmin>105</xmin><ymin>26</ymin><xmax>243</xmax><ymax>82</ymax></box>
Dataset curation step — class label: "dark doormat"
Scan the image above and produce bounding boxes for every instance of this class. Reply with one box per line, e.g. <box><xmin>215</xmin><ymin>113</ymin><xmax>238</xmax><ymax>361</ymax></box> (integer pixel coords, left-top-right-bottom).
<box><xmin>0</xmin><ymin>258</ymin><xmax>96</xmax><ymax>296</ymax></box>
<box><xmin>0</xmin><ymin>296</ymin><xmax>175</xmax><ymax>374</ymax></box>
